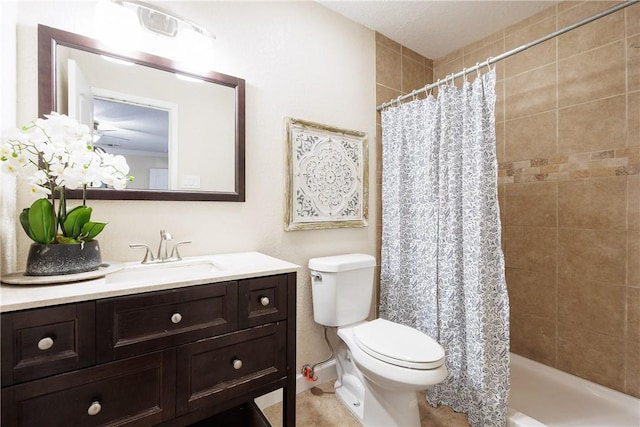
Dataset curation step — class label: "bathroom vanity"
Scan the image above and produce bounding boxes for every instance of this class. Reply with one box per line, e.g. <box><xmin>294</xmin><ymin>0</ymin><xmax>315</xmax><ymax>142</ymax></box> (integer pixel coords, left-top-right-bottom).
<box><xmin>0</xmin><ymin>252</ymin><xmax>298</xmax><ymax>427</ymax></box>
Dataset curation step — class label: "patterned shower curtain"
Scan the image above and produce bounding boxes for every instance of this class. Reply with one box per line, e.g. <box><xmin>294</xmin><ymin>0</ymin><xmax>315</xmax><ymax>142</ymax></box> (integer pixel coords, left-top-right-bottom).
<box><xmin>379</xmin><ymin>69</ymin><xmax>510</xmax><ymax>427</ymax></box>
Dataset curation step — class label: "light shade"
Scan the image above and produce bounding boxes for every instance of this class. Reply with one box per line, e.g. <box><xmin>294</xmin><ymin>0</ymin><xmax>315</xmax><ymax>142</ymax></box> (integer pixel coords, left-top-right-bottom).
<box><xmin>94</xmin><ymin>0</ymin><xmax>216</xmax><ymax>72</ymax></box>
<box><xmin>94</xmin><ymin>0</ymin><xmax>141</xmax><ymax>54</ymax></box>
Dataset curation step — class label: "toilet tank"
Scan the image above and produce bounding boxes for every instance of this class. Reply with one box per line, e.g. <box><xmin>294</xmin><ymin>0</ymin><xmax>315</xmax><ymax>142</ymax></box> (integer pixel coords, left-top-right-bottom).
<box><xmin>308</xmin><ymin>253</ymin><xmax>376</xmax><ymax>327</ymax></box>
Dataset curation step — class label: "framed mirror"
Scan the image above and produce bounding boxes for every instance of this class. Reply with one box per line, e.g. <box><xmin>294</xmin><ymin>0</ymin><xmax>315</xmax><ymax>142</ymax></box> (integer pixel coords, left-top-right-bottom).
<box><xmin>38</xmin><ymin>24</ymin><xmax>245</xmax><ymax>201</ymax></box>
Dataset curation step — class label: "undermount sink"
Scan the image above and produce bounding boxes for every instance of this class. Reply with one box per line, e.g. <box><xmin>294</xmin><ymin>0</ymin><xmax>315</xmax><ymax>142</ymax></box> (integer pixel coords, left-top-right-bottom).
<box><xmin>106</xmin><ymin>258</ymin><xmax>219</xmax><ymax>283</ymax></box>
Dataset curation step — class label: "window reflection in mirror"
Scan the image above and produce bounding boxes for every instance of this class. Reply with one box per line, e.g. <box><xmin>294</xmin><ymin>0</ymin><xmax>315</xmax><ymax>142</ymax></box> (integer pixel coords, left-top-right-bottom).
<box><xmin>94</xmin><ymin>96</ymin><xmax>171</xmax><ymax>190</ymax></box>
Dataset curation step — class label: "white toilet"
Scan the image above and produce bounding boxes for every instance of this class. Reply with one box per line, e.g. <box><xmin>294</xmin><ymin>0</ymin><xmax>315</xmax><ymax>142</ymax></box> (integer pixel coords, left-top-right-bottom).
<box><xmin>309</xmin><ymin>253</ymin><xmax>447</xmax><ymax>427</ymax></box>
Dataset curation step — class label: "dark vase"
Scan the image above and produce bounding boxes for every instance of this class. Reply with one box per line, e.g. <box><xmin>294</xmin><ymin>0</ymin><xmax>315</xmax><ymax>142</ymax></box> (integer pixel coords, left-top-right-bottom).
<box><xmin>25</xmin><ymin>240</ymin><xmax>102</xmax><ymax>276</ymax></box>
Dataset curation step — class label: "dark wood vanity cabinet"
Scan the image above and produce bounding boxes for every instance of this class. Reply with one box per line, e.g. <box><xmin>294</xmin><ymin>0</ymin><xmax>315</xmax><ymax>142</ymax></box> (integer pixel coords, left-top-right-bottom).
<box><xmin>95</xmin><ymin>282</ymin><xmax>239</xmax><ymax>362</ymax></box>
<box><xmin>1</xmin><ymin>350</ymin><xmax>176</xmax><ymax>426</ymax></box>
<box><xmin>1</xmin><ymin>302</ymin><xmax>95</xmax><ymax>387</ymax></box>
<box><xmin>1</xmin><ymin>272</ymin><xmax>296</xmax><ymax>427</ymax></box>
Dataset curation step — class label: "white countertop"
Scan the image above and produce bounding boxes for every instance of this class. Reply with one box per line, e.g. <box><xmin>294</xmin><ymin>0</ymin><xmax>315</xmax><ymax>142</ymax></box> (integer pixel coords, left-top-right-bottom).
<box><xmin>1</xmin><ymin>252</ymin><xmax>300</xmax><ymax>313</ymax></box>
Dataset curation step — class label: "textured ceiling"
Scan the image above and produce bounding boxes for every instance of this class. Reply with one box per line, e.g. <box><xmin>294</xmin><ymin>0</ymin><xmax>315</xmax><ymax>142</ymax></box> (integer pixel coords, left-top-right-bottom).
<box><xmin>319</xmin><ymin>1</ymin><xmax>556</xmax><ymax>59</ymax></box>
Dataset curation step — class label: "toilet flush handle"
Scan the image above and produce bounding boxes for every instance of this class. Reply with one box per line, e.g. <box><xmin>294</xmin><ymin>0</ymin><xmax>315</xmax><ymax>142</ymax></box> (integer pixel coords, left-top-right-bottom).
<box><xmin>311</xmin><ymin>272</ymin><xmax>322</xmax><ymax>282</ymax></box>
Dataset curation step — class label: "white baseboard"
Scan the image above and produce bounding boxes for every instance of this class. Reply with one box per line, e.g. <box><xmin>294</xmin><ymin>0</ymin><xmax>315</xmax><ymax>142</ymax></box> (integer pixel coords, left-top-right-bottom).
<box><xmin>255</xmin><ymin>359</ymin><xmax>337</xmax><ymax>410</ymax></box>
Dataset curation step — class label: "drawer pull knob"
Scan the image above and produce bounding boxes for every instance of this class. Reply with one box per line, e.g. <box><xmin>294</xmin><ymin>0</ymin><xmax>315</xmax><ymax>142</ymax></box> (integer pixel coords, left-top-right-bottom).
<box><xmin>171</xmin><ymin>313</ymin><xmax>182</xmax><ymax>324</ymax></box>
<box><xmin>232</xmin><ymin>359</ymin><xmax>243</xmax><ymax>370</ymax></box>
<box><xmin>260</xmin><ymin>296</ymin><xmax>270</xmax><ymax>306</ymax></box>
<box><xmin>37</xmin><ymin>337</ymin><xmax>54</xmax><ymax>351</ymax></box>
<box><xmin>87</xmin><ymin>401</ymin><xmax>102</xmax><ymax>416</ymax></box>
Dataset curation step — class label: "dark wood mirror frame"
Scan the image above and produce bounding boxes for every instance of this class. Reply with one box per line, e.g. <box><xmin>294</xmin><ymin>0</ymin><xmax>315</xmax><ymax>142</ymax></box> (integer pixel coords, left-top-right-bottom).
<box><xmin>38</xmin><ymin>24</ymin><xmax>245</xmax><ymax>202</ymax></box>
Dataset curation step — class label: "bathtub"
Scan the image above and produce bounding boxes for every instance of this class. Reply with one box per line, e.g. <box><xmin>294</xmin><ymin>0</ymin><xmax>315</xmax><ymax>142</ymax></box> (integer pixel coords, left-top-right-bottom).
<box><xmin>259</xmin><ymin>354</ymin><xmax>640</xmax><ymax>426</ymax></box>
<box><xmin>508</xmin><ymin>353</ymin><xmax>640</xmax><ymax>427</ymax></box>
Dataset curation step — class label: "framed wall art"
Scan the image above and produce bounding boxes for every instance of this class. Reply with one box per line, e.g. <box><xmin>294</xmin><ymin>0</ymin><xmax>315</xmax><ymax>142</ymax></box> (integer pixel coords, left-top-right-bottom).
<box><xmin>284</xmin><ymin>117</ymin><xmax>368</xmax><ymax>231</ymax></box>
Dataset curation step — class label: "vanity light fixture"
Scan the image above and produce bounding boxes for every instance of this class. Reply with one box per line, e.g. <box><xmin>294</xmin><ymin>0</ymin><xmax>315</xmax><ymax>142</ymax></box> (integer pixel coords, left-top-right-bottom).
<box><xmin>95</xmin><ymin>0</ymin><xmax>141</xmax><ymax>52</ymax></box>
<box><xmin>95</xmin><ymin>0</ymin><xmax>216</xmax><ymax>73</ymax></box>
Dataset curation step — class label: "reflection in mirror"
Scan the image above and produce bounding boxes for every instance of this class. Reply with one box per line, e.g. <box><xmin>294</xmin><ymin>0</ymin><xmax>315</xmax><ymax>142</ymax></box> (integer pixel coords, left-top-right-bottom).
<box><xmin>93</xmin><ymin>95</ymin><xmax>171</xmax><ymax>190</ymax></box>
<box><xmin>38</xmin><ymin>24</ymin><xmax>246</xmax><ymax>201</ymax></box>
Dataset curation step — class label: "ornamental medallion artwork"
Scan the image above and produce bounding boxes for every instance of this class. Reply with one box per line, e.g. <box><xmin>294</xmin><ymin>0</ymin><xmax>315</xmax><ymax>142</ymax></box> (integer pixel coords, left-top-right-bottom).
<box><xmin>285</xmin><ymin>118</ymin><xmax>368</xmax><ymax>231</ymax></box>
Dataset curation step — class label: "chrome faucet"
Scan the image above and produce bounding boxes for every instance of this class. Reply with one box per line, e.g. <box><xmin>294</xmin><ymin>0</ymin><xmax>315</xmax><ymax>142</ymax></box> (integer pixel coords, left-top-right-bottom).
<box><xmin>129</xmin><ymin>230</ymin><xmax>191</xmax><ymax>264</ymax></box>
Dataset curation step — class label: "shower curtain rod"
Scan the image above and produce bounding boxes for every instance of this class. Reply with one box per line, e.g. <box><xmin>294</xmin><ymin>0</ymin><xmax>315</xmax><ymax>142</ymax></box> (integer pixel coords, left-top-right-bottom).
<box><xmin>376</xmin><ymin>0</ymin><xmax>639</xmax><ymax>111</ymax></box>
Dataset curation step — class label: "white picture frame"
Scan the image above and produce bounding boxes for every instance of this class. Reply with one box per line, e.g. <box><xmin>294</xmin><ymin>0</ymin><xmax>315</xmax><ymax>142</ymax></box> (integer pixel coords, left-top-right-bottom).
<box><xmin>284</xmin><ymin>117</ymin><xmax>368</xmax><ymax>231</ymax></box>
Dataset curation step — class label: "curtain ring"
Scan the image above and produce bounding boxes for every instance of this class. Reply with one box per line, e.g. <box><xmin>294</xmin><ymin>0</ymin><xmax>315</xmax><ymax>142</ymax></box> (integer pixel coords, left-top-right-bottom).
<box><xmin>424</xmin><ymin>83</ymin><xmax>433</xmax><ymax>97</ymax></box>
<box><xmin>486</xmin><ymin>57</ymin><xmax>493</xmax><ymax>72</ymax></box>
<box><xmin>411</xmin><ymin>89</ymin><xmax>417</xmax><ymax>101</ymax></box>
<box><xmin>462</xmin><ymin>67</ymin><xmax>468</xmax><ymax>82</ymax></box>
<box><xmin>423</xmin><ymin>83</ymin><xmax>432</xmax><ymax>97</ymax></box>
<box><xmin>476</xmin><ymin>62</ymin><xmax>481</xmax><ymax>78</ymax></box>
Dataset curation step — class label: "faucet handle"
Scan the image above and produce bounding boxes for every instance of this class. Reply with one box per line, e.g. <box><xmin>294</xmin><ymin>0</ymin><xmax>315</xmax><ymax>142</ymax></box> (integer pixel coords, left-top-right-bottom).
<box><xmin>129</xmin><ymin>244</ymin><xmax>155</xmax><ymax>264</ymax></box>
<box><xmin>169</xmin><ymin>241</ymin><xmax>192</xmax><ymax>261</ymax></box>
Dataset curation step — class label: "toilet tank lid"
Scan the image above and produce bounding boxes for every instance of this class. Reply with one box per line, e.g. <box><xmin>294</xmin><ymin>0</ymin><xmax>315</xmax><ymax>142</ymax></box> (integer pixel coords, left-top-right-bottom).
<box><xmin>309</xmin><ymin>253</ymin><xmax>376</xmax><ymax>272</ymax></box>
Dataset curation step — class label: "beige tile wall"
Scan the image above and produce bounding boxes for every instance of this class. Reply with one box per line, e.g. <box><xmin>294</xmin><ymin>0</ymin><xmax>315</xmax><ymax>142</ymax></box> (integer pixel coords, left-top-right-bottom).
<box><xmin>375</xmin><ymin>1</ymin><xmax>639</xmax><ymax>397</ymax></box>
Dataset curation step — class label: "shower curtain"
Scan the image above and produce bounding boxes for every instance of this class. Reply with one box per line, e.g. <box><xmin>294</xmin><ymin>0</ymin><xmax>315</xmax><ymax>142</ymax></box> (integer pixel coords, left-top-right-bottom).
<box><xmin>380</xmin><ymin>69</ymin><xmax>510</xmax><ymax>427</ymax></box>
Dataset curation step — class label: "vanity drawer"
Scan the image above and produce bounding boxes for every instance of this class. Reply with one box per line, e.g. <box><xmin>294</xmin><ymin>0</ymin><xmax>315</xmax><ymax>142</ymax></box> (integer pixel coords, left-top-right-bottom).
<box><xmin>239</xmin><ymin>275</ymin><xmax>288</xmax><ymax>329</ymax></box>
<box><xmin>96</xmin><ymin>282</ymin><xmax>238</xmax><ymax>362</ymax></box>
<box><xmin>1</xmin><ymin>302</ymin><xmax>95</xmax><ymax>387</ymax></box>
<box><xmin>176</xmin><ymin>321</ymin><xmax>287</xmax><ymax>415</ymax></box>
<box><xmin>0</xmin><ymin>350</ymin><xmax>175</xmax><ymax>427</ymax></box>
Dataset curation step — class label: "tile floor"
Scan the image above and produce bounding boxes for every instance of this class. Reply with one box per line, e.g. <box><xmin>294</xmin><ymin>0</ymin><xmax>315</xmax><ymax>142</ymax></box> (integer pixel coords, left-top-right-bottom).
<box><xmin>262</xmin><ymin>381</ymin><xmax>470</xmax><ymax>427</ymax></box>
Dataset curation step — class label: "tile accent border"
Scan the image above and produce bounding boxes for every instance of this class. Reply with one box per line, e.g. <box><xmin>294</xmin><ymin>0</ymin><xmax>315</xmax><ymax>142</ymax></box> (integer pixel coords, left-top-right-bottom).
<box><xmin>498</xmin><ymin>147</ymin><xmax>640</xmax><ymax>184</ymax></box>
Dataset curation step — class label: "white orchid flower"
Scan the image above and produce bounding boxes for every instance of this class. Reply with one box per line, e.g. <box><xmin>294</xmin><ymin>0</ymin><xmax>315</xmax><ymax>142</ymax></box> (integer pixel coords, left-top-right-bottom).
<box><xmin>1</xmin><ymin>112</ymin><xmax>133</xmax><ymax>244</ymax></box>
<box><xmin>27</xmin><ymin>182</ymin><xmax>51</xmax><ymax>198</ymax></box>
<box><xmin>1</xmin><ymin>160</ymin><xmax>20</xmax><ymax>176</ymax></box>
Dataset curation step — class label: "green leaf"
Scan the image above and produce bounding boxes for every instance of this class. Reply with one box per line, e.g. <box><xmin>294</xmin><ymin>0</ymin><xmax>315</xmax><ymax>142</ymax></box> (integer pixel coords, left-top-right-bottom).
<box><xmin>19</xmin><ymin>208</ymin><xmax>37</xmax><ymax>241</ymax></box>
<box><xmin>27</xmin><ymin>199</ymin><xmax>56</xmax><ymax>244</ymax></box>
<box><xmin>80</xmin><ymin>222</ymin><xmax>106</xmax><ymax>241</ymax></box>
<box><xmin>62</xmin><ymin>206</ymin><xmax>92</xmax><ymax>239</ymax></box>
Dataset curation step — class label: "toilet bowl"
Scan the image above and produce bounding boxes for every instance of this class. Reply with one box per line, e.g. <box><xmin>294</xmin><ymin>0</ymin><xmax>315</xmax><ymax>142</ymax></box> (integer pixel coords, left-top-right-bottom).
<box><xmin>344</xmin><ymin>319</ymin><xmax>447</xmax><ymax>390</ymax></box>
<box><xmin>309</xmin><ymin>254</ymin><xmax>448</xmax><ymax>427</ymax></box>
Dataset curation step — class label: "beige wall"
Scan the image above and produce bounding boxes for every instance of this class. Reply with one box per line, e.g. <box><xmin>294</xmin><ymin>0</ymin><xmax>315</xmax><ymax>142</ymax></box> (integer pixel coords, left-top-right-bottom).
<box><xmin>0</xmin><ymin>1</ymin><xmax>17</xmax><ymax>276</ymax></box>
<box><xmin>2</xmin><ymin>1</ymin><xmax>377</xmax><ymax>372</ymax></box>
<box><xmin>376</xmin><ymin>1</ymin><xmax>639</xmax><ymax>397</ymax></box>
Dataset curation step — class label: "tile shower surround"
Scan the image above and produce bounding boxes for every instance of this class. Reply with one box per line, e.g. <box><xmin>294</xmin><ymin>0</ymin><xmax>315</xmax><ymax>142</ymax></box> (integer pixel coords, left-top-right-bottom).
<box><xmin>375</xmin><ymin>1</ymin><xmax>639</xmax><ymax>398</ymax></box>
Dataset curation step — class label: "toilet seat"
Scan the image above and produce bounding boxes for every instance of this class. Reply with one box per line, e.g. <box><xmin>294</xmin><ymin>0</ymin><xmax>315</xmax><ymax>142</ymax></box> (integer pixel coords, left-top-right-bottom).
<box><xmin>353</xmin><ymin>319</ymin><xmax>445</xmax><ymax>369</ymax></box>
